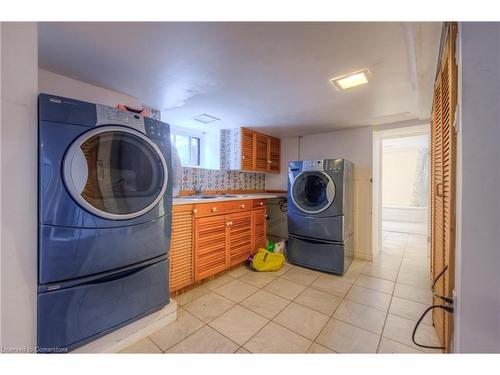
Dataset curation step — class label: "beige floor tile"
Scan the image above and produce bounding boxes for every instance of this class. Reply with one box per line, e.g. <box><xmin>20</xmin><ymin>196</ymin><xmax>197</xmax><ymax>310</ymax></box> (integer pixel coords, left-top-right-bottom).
<box><xmin>120</xmin><ymin>337</ymin><xmax>162</xmax><ymax>353</ymax></box>
<box><xmin>209</xmin><ymin>305</ymin><xmax>269</xmax><ymax>345</ymax></box>
<box><xmin>235</xmin><ymin>347</ymin><xmax>250</xmax><ymax>353</ymax></box>
<box><xmin>382</xmin><ymin>314</ymin><xmax>442</xmax><ymax>353</ymax></box>
<box><xmin>341</xmin><ymin>268</ymin><xmax>362</xmax><ymax>283</ymax></box>
<box><xmin>397</xmin><ymin>270</ymin><xmax>432</xmax><ymax>289</ymax></box>
<box><xmin>166</xmin><ymin>326</ymin><xmax>238</xmax><ymax>353</ymax></box>
<box><xmin>239</xmin><ymin>271</ymin><xmax>277</xmax><ymax>288</ymax></box>
<box><xmin>377</xmin><ymin>337</ymin><xmax>423</xmax><ymax>353</ymax></box>
<box><xmin>348</xmin><ymin>259</ymin><xmax>369</xmax><ymax>273</ymax></box>
<box><xmin>215</xmin><ymin>279</ymin><xmax>258</xmax><ymax>303</ymax></box>
<box><xmin>393</xmin><ymin>283</ymin><xmax>433</xmax><ymax>305</ymax></box>
<box><xmin>227</xmin><ymin>265</ymin><xmax>252</xmax><ymax>278</ymax></box>
<box><xmin>203</xmin><ymin>274</ymin><xmax>234</xmax><ymax>290</ymax></box>
<box><xmin>294</xmin><ymin>287</ymin><xmax>342</xmax><ymax>316</ymax></box>
<box><xmin>310</xmin><ymin>275</ymin><xmax>353</xmax><ymax>298</ymax></box>
<box><xmin>307</xmin><ymin>342</ymin><xmax>336</xmax><ymax>353</ymax></box>
<box><xmin>263</xmin><ymin>277</ymin><xmax>307</xmax><ymax>300</ymax></box>
<box><xmin>354</xmin><ymin>275</ymin><xmax>395</xmax><ymax>295</ymax></box>
<box><xmin>149</xmin><ymin>308</ymin><xmax>204</xmax><ymax>351</ymax></box>
<box><xmin>173</xmin><ymin>285</ymin><xmax>210</xmax><ymax>306</ymax></box>
<box><xmin>269</xmin><ymin>262</ymin><xmax>294</xmax><ymax>276</ymax></box>
<box><xmin>389</xmin><ymin>297</ymin><xmax>432</xmax><ymax>325</ymax></box>
<box><xmin>243</xmin><ymin>322</ymin><xmax>312</xmax><ymax>353</ymax></box>
<box><xmin>370</xmin><ymin>258</ymin><xmax>401</xmax><ymax>271</ymax></box>
<box><xmin>345</xmin><ymin>285</ymin><xmax>392</xmax><ymax>312</ymax></box>
<box><xmin>240</xmin><ymin>289</ymin><xmax>290</xmax><ymax>319</ymax></box>
<box><xmin>273</xmin><ymin>302</ymin><xmax>329</xmax><ymax>340</ymax></box>
<box><xmin>184</xmin><ymin>291</ymin><xmax>235</xmax><ymax>323</ymax></box>
<box><xmin>362</xmin><ymin>264</ymin><xmax>398</xmax><ymax>281</ymax></box>
<box><xmin>316</xmin><ymin>318</ymin><xmax>380</xmax><ymax>353</ymax></box>
<box><xmin>281</xmin><ymin>266</ymin><xmax>321</xmax><ymax>286</ymax></box>
<box><xmin>333</xmin><ymin>300</ymin><xmax>387</xmax><ymax>335</ymax></box>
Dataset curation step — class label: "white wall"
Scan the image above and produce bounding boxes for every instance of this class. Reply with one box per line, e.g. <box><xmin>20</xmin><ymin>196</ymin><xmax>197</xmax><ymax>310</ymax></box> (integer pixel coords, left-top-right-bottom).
<box><xmin>39</xmin><ymin>68</ymin><xmax>141</xmax><ymax>108</ymax></box>
<box><xmin>0</xmin><ymin>22</ymin><xmax>38</xmax><ymax>351</ymax></box>
<box><xmin>454</xmin><ymin>22</ymin><xmax>500</xmax><ymax>353</ymax></box>
<box><xmin>267</xmin><ymin>127</ymin><xmax>373</xmax><ymax>260</ymax></box>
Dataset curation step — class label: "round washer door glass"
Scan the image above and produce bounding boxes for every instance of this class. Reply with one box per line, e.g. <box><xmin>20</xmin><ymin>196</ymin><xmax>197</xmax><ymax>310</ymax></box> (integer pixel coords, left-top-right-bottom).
<box><xmin>291</xmin><ymin>171</ymin><xmax>335</xmax><ymax>214</ymax></box>
<box><xmin>63</xmin><ymin>126</ymin><xmax>168</xmax><ymax>220</ymax></box>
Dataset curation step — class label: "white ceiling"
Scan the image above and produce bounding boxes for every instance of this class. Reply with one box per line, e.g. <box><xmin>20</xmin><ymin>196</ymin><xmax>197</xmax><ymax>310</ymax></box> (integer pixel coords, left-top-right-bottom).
<box><xmin>38</xmin><ymin>22</ymin><xmax>441</xmax><ymax>137</ymax></box>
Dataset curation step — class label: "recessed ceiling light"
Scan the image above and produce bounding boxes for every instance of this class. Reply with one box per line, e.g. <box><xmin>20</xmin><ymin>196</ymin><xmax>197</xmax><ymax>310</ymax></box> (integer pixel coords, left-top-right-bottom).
<box><xmin>193</xmin><ymin>114</ymin><xmax>220</xmax><ymax>124</ymax></box>
<box><xmin>330</xmin><ymin>69</ymin><xmax>371</xmax><ymax>91</ymax></box>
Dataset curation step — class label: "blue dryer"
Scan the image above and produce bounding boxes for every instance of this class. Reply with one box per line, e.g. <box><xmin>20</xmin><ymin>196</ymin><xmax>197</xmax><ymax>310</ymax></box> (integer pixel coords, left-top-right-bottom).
<box><xmin>37</xmin><ymin>94</ymin><xmax>172</xmax><ymax>352</ymax></box>
<box><xmin>287</xmin><ymin>159</ymin><xmax>354</xmax><ymax>275</ymax></box>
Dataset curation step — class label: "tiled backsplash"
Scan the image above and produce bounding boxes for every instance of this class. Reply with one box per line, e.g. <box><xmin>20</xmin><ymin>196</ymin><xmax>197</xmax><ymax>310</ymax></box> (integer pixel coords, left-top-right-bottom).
<box><xmin>182</xmin><ymin>167</ymin><xmax>265</xmax><ymax>191</ymax></box>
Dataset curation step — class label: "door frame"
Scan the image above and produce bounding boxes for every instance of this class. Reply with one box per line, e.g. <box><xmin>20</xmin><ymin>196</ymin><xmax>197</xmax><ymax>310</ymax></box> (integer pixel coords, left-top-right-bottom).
<box><xmin>371</xmin><ymin>123</ymin><xmax>431</xmax><ymax>257</ymax></box>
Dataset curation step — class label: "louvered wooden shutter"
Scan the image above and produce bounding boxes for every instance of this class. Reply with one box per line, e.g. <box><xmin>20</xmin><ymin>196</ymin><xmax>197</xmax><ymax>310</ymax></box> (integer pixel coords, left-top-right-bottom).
<box><xmin>430</xmin><ymin>22</ymin><xmax>457</xmax><ymax>353</ymax></box>
<box><xmin>170</xmin><ymin>205</ymin><xmax>194</xmax><ymax>292</ymax></box>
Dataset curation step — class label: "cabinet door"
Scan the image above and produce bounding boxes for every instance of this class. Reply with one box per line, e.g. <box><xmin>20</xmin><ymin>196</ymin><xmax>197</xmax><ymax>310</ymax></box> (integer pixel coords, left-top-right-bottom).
<box><xmin>255</xmin><ymin>132</ymin><xmax>269</xmax><ymax>172</ymax></box>
<box><xmin>430</xmin><ymin>22</ymin><xmax>457</xmax><ymax>353</ymax></box>
<box><xmin>253</xmin><ymin>207</ymin><xmax>267</xmax><ymax>251</ymax></box>
<box><xmin>268</xmin><ymin>136</ymin><xmax>280</xmax><ymax>173</ymax></box>
<box><xmin>227</xmin><ymin>211</ymin><xmax>253</xmax><ymax>267</ymax></box>
<box><xmin>241</xmin><ymin>128</ymin><xmax>255</xmax><ymax>171</ymax></box>
<box><xmin>170</xmin><ymin>205</ymin><xmax>194</xmax><ymax>292</ymax></box>
<box><xmin>194</xmin><ymin>215</ymin><xmax>228</xmax><ymax>281</ymax></box>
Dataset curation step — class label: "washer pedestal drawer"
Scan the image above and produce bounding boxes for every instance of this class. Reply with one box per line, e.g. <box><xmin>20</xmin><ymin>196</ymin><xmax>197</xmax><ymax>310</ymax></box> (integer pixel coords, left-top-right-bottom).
<box><xmin>286</xmin><ymin>235</ymin><xmax>353</xmax><ymax>275</ymax></box>
<box><xmin>37</xmin><ymin>259</ymin><xmax>169</xmax><ymax>352</ymax></box>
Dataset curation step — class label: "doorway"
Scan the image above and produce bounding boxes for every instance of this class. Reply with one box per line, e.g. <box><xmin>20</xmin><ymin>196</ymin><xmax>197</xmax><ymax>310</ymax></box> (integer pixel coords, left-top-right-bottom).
<box><xmin>372</xmin><ymin>124</ymin><xmax>431</xmax><ymax>258</ymax></box>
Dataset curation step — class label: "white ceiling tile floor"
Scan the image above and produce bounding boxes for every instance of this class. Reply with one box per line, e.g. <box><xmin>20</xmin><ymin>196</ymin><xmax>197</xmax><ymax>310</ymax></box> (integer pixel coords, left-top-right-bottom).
<box><xmin>121</xmin><ymin>230</ymin><xmax>440</xmax><ymax>353</ymax></box>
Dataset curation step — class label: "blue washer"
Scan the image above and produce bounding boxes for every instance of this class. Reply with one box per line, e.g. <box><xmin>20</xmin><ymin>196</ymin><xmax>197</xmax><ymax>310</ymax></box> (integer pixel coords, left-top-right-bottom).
<box><xmin>37</xmin><ymin>94</ymin><xmax>173</xmax><ymax>352</ymax></box>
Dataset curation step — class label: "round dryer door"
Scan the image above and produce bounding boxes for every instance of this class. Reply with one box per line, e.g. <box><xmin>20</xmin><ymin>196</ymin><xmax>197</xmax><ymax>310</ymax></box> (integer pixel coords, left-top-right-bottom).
<box><xmin>63</xmin><ymin>126</ymin><xmax>168</xmax><ymax>220</ymax></box>
<box><xmin>291</xmin><ymin>171</ymin><xmax>336</xmax><ymax>214</ymax></box>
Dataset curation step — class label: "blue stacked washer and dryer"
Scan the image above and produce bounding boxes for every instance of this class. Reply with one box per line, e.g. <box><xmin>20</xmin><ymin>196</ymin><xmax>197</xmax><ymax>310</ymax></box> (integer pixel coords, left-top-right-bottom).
<box><xmin>37</xmin><ymin>94</ymin><xmax>172</xmax><ymax>352</ymax></box>
<box><xmin>287</xmin><ymin>159</ymin><xmax>354</xmax><ymax>275</ymax></box>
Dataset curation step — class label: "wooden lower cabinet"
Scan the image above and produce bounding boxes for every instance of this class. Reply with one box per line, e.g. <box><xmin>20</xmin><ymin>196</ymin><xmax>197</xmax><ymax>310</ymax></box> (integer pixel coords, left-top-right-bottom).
<box><xmin>170</xmin><ymin>199</ymin><xmax>267</xmax><ymax>291</ymax></box>
<box><xmin>169</xmin><ymin>205</ymin><xmax>195</xmax><ymax>292</ymax></box>
<box><xmin>253</xmin><ymin>207</ymin><xmax>267</xmax><ymax>250</ymax></box>
<box><xmin>227</xmin><ymin>211</ymin><xmax>253</xmax><ymax>267</ymax></box>
<box><xmin>194</xmin><ymin>215</ymin><xmax>228</xmax><ymax>281</ymax></box>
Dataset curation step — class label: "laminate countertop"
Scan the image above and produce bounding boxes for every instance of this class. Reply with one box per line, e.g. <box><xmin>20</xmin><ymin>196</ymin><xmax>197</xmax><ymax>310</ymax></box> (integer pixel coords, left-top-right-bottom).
<box><xmin>172</xmin><ymin>192</ymin><xmax>287</xmax><ymax>205</ymax></box>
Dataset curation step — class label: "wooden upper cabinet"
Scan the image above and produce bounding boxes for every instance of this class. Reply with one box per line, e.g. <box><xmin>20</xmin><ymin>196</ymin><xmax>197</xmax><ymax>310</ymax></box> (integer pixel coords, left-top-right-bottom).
<box><xmin>224</xmin><ymin>127</ymin><xmax>280</xmax><ymax>174</ymax></box>
<box><xmin>241</xmin><ymin>128</ymin><xmax>255</xmax><ymax>171</ymax></box>
<box><xmin>268</xmin><ymin>136</ymin><xmax>281</xmax><ymax>173</ymax></box>
<box><xmin>255</xmin><ymin>132</ymin><xmax>270</xmax><ymax>172</ymax></box>
<box><xmin>169</xmin><ymin>205</ymin><xmax>194</xmax><ymax>292</ymax></box>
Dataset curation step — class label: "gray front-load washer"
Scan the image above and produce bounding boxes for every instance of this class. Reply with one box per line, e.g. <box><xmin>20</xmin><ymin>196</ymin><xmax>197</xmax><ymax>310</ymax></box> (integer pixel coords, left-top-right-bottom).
<box><xmin>287</xmin><ymin>159</ymin><xmax>354</xmax><ymax>275</ymax></box>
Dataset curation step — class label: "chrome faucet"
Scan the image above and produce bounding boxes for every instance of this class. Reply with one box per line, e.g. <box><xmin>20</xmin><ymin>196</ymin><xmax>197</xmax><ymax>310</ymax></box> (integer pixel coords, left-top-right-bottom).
<box><xmin>194</xmin><ymin>184</ymin><xmax>203</xmax><ymax>195</ymax></box>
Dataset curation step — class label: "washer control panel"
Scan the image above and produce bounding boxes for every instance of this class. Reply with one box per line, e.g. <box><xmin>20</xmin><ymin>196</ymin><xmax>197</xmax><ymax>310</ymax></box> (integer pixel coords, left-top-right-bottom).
<box><xmin>96</xmin><ymin>104</ymin><xmax>145</xmax><ymax>132</ymax></box>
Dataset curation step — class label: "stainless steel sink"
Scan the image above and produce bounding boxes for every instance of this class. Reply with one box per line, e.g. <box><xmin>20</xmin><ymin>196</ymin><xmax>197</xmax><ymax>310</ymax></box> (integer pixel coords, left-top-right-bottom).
<box><xmin>179</xmin><ymin>195</ymin><xmax>221</xmax><ymax>199</ymax></box>
<box><xmin>178</xmin><ymin>194</ymin><xmax>246</xmax><ymax>200</ymax></box>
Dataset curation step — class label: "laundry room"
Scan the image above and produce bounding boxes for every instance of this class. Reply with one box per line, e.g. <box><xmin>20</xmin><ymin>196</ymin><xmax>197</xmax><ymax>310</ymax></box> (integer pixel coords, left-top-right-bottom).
<box><xmin>2</xmin><ymin>2</ymin><xmax>500</xmax><ymax>373</ymax></box>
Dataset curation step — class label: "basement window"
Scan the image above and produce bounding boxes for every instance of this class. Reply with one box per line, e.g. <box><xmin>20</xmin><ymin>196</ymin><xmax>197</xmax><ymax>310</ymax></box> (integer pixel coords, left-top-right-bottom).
<box><xmin>171</xmin><ymin>130</ymin><xmax>202</xmax><ymax>167</ymax></box>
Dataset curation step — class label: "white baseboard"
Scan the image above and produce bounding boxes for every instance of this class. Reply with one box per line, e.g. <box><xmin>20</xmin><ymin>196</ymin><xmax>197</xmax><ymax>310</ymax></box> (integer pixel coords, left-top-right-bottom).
<box><xmin>73</xmin><ymin>300</ymin><xmax>177</xmax><ymax>353</ymax></box>
<box><xmin>354</xmin><ymin>251</ymin><xmax>373</xmax><ymax>261</ymax></box>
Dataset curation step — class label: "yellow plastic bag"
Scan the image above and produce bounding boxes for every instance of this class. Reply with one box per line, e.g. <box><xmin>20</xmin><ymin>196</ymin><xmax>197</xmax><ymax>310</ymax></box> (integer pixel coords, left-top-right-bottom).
<box><xmin>252</xmin><ymin>248</ymin><xmax>285</xmax><ymax>272</ymax></box>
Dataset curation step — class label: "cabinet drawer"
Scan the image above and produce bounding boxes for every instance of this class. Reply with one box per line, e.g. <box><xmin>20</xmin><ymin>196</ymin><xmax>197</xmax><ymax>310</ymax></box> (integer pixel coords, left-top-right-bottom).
<box><xmin>223</xmin><ymin>200</ymin><xmax>253</xmax><ymax>213</ymax></box>
<box><xmin>253</xmin><ymin>199</ymin><xmax>267</xmax><ymax>208</ymax></box>
<box><xmin>193</xmin><ymin>200</ymin><xmax>253</xmax><ymax>217</ymax></box>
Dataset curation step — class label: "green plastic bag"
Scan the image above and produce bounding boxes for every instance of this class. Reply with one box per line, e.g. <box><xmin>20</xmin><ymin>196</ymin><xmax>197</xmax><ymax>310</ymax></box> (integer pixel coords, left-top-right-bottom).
<box><xmin>252</xmin><ymin>248</ymin><xmax>285</xmax><ymax>272</ymax></box>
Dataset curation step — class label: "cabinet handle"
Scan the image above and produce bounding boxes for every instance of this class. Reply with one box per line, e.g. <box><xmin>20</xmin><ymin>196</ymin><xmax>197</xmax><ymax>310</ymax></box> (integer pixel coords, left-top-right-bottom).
<box><xmin>241</xmin><ymin>204</ymin><xmax>245</xmax><ymax>208</ymax></box>
<box><xmin>268</xmin><ymin>160</ymin><xmax>272</xmax><ymax>164</ymax></box>
<box><xmin>260</xmin><ymin>202</ymin><xmax>264</xmax><ymax>206</ymax></box>
<box><xmin>192</xmin><ymin>208</ymin><xmax>198</xmax><ymax>214</ymax></box>
<box><xmin>242</xmin><ymin>156</ymin><xmax>246</xmax><ymax>159</ymax></box>
<box><xmin>226</xmin><ymin>221</ymin><xmax>230</xmax><ymax>226</ymax></box>
<box><xmin>211</xmin><ymin>207</ymin><xmax>217</xmax><ymax>213</ymax></box>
